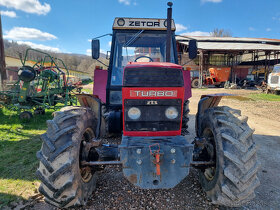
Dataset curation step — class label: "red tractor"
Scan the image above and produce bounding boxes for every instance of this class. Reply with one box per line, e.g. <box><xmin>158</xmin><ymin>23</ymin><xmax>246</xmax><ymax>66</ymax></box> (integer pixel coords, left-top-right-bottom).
<box><xmin>36</xmin><ymin>3</ymin><xmax>259</xmax><ymax>208</ymax></box>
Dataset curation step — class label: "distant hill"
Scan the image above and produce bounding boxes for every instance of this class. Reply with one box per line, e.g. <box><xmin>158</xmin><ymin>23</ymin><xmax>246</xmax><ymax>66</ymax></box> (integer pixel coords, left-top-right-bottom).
<box><xmin>4</xmin><ymin>40</ymin><xmax>109</xmax><ymax>76</ymax></box>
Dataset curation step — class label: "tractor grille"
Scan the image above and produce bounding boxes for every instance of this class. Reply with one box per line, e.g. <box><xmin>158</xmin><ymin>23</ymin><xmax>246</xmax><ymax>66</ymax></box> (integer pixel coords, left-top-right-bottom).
<box><xmin>124</xmin><ymin>99</ymin><xmax>181</xmax><ymax>132</ymax></box>
<box><xmin>271</xmin><ymin>76</ymin><xmax>279</xmax><ymax>84</ymax></box>
<box><xmin>123</xmin><ymin>67</ymin><xmax>184</xmax><ymax>87</ymax></box>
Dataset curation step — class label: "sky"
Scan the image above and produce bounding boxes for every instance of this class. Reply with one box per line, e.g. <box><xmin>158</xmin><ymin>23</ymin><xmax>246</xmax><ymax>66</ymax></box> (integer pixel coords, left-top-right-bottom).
<box><xmin>1</xmin><ymin>0</ymin><xmax>280</xmax><ymax>55</ymax></box>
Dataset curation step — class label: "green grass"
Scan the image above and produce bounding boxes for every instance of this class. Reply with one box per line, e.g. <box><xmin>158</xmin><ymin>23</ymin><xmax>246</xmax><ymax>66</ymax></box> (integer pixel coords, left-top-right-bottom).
<box><xmin>248</xmin><ymin>93</ymin><xmax>280</xmax><ymax>101</ymax></box>
<box><xmin>0</xmin><ymin>108</ymin><xmax>53</xmax><ymax>207</ymax></box>
<box><xmin>223</xmin><ymin>93</ymin><xmax>280</xmax><ymax>102</ymax></box>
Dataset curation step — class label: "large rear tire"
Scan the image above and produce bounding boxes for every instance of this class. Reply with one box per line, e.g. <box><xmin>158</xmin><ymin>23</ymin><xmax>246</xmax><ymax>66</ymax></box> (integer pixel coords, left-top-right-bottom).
<box><xmin>197</xmin><ymin>106</ymin><xmax>260</xmax><ymax>207</ymax></box>
<box><xmin>36</xmin><ymin>106</ymin><xmax>98</xmax><ymax>208</ymax></box>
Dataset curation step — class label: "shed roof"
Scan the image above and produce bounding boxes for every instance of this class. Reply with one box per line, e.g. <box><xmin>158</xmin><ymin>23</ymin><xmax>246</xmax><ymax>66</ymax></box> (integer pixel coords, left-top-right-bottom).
<box><xmin>176</xmin><ymin>35</ymin><xmax>280</xmax><ymax>51</ymax></box>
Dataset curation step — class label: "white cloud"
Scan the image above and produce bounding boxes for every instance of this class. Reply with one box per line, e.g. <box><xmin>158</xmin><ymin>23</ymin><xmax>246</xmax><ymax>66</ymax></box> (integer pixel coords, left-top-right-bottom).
<box><xmin>201</xmin><ymin>0</ymin><xmax>222</xmax><ymax>3</ymax></box>
<box><xmin>86</xmin><ymin>49</ymin><xmax>91</xmax><ymax>56</ymax></box>
<box><xmin>180</xmin><ymin>31</ymin><xmax>211</xmax><ymax>36</ymax></box>
<box><xmin>272</xmin><ymin>14</ymin><xmax>280</xmax><ymax>21</ymax></box>
<box><xmin>4</xmin><ymin>27</ymin><xmax>57</xmax><ymax>41</ymax></box>
<box><xmin>175</xmin><ymin>23</ymin><xmax>187</xmax><ymax>32</ymax></box>
<box><xmin>249</xmin><ymin>27</ymin><xmax>255</xmax><ymax>31</ymax></box>
<box><xmin>108</xmin><ymin>41</ymin><xmax>112</xmax><ymax>47</ymax></box>
<box><xmin>1</xmin><ymin>10</ymin><xmax>17</xmax><ymax>18</ymax></box>
<box><xmin>266</xmin><ymin>28</ymin><xmax>271</xmax><ymax>32</ymax></box>
<box><xmin>0</xmin><ymin>0</ymin><xmax>50</xmax><ymax>15</ymax></box>
<box><xmin>119</xmin><ymin>0</ymin><xmax>131</xmax><ymax>5</ymax></box>
<box><xmin>86</xmin><ymin>48</ymin><xmax>106</xmax><ymax>56</ymax></box>
<box><xmin>118</xmin><ymin>0</ymin><xmax>138</xmax><ymax>6</ymax></box>
<box><xmin>118</xmin><ymin>0</ymin><xmax>137</xmax><ymax>6</ymax></box>
<box><xmin>17</xmin><ymin>41</ymin><xmax>60</xmax><ymax>52</ymax></box>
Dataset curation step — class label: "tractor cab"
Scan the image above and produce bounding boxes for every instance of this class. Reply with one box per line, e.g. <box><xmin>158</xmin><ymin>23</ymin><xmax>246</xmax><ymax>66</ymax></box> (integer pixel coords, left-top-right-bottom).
<box><xmin>92</xmin><ymin>18</ymin><xmax>178</xmax><ymax>107</ymax></box>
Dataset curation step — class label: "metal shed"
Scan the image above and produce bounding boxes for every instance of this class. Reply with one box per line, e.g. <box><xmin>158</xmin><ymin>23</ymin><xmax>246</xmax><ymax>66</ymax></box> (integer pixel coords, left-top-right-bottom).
<box><xmin>176</xmin><ymin>35</ymin><xmax>280</xmax><ymax>87</ymax></box>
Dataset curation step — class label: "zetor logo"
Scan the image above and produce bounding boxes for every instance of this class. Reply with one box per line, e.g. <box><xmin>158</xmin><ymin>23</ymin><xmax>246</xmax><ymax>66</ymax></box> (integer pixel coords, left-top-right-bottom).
<box><xmin>130</xmin><ymin>90</ymin><xmax>177</xmax><ymax>97</ymax></box>
<box><xmin>129</xmin><ymin>21</ymin><xmax>160</xmax><ymax>27</ymax></box>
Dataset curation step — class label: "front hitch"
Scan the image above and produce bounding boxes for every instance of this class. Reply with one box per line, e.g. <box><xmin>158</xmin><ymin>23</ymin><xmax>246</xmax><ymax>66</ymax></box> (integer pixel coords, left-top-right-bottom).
<box><xmin>119</xmin><ymin>135</ymin><xmax>193</xmax><ymax>189</ymax></box>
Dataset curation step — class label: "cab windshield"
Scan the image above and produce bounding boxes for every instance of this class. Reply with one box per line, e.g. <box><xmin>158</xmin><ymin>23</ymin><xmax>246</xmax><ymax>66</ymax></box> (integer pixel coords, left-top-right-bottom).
<box><xmin>111</xmin><ymin>30</ymin><xmax>175</xmax><ymax>86</ymax></box>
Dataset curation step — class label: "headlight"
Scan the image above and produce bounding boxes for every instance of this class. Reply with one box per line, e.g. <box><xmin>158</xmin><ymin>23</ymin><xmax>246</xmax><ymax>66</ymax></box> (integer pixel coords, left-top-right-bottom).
<box><xmin>128</xmin><ymin>107</ymin><xmax>141</xmax><ymax>120</ymax></box>
<box><xmin>165</xmin><ymin>107</ymin><xmax>178</xmax><ymax>119</ymax></box>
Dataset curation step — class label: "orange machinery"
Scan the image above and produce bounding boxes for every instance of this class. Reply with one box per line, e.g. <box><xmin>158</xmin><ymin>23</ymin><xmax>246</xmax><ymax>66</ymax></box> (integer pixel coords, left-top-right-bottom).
<box><xmin>205</xmin><ymin>67</ymin><xmax>231</xmax><ymax>87</ymax></box>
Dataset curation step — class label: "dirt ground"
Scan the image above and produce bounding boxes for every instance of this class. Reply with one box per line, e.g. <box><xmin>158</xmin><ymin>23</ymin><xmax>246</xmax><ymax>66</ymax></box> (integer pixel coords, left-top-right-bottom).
<box><xmin>23</xmin><ymin>88</ymin><xmax>280</xmax><ymax>209</ymax></box>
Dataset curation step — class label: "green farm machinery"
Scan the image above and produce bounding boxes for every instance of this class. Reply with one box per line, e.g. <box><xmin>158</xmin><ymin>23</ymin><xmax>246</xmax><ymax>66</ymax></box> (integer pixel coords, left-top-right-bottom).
<box><xmin>0</xmin><ymin>49</ymin><xmax>79</xmax><ymax>119</ymax></box>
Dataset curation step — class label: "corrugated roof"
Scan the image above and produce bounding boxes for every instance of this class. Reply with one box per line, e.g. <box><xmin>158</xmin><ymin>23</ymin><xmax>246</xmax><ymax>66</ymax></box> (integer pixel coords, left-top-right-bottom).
<box><xmin>176</xmin><ymin>35</ymin><xmax>280</xmax><ymax>51</ymax></box>
<box><xmin>176</xmin><ymin>35</ymin><xmax>280</xmax><ymax>43</ymax></box>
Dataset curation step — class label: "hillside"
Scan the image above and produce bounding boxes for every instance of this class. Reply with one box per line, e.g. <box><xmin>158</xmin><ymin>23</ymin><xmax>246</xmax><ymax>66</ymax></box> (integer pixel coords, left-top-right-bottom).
<box><xmin>4</xmin><ymin>40</ymin><xmax>109</xmax><ymax>76</ymax></box>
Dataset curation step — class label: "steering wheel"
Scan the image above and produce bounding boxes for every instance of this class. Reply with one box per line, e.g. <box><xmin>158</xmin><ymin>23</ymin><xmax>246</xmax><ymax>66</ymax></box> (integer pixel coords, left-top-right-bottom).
<box><xmin>134</xmin><ymin>56</ymin><xmax>154</xmax><ymax>62</ymax></box>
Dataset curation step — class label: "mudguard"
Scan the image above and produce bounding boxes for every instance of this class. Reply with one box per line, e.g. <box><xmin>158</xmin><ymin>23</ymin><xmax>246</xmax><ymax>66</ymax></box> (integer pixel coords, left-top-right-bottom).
<box><xmin>196</xmin><ymin>93</ymin><xmax>232</xmax><ymax>137</ymax></box>
<box><xmin>76</xmin><ymin>94</ymin><xmax>106</xmax><ymax>138</ymax></box>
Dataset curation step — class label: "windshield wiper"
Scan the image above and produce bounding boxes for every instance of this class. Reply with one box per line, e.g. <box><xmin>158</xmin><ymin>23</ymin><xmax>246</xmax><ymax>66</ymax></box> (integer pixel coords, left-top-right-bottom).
<box><xmin>123</xmin><ymin>30</ymin><xmax>144</xmax><ymax>47</ymax></box>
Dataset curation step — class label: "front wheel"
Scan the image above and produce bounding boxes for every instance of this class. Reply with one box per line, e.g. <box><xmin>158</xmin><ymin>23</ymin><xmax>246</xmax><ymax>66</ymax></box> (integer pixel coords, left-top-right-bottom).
<box><xmin>197</xmin><ymin>106</ymin><xmax>260</xmax><ymax>207</ymax></box>
<box><xmin>36</xmin><ymin>106</ymin><xmax>98</xmax><ymax>208</ymax></box>
<box><xmin>181</xmin><ymin>100</ymin><xmax>190</xmax><ymax>135</ymax></box>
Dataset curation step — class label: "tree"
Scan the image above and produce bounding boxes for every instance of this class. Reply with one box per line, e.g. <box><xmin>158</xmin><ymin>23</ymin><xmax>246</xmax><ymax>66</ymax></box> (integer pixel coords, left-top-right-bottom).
<box><xmin>211</xmin><ymin>28</ymin><xmax>232</xmax><ymax>37</ymax></box>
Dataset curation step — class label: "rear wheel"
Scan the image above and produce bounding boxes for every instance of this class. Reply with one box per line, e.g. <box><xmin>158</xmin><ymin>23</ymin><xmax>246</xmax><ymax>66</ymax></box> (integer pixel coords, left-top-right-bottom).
<box><xmin>36</xmin><ymin>106</ymin><xmax>98</xmax><ymax>208</ymax></box>
<box><xmin>34</xmin><ymin>107</ymin><xmax>45</xmax><ymax>115</ymax></box>
<box><xmin>19</xmin><ymin>111</ymin><xmax>33</xmax><ymax>120</ymax></box>
<box><xmin>197</xmin><ymin>106</ymin><xmax>260</xmax><ymax>207</ymax></box>
<box><xmin>191</xmin><ymin>78</ymin><xmax>199</xmax><ymax>88</ymax></box>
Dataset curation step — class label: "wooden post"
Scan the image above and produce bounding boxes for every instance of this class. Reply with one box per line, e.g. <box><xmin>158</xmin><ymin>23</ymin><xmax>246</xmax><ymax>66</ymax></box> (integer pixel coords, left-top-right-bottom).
<box><xmin>264</xmin><ymin>52</ymin><xmax>271</xmax><ymax>82</ymax></box>
<box><xmin>0</xmin><ymin>13</ymin><xmax>6</xmax><ymax>91</ymax></box>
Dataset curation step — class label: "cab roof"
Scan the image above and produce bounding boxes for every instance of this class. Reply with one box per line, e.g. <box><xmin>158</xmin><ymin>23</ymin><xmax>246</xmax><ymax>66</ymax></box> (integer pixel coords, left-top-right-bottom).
<box><xmin>113</xmin><ymin>18</ymin><xmax>176</xmax><ymax>31</ymax></box>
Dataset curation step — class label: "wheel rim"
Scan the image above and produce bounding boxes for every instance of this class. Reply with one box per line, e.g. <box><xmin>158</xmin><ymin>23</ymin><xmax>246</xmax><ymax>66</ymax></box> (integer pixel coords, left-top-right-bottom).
<box><xmin>22</xmin><ymin>113</ymin><xmax>29</xmax><ymax>119</ymax></box>
<box><xmin>80</xmin><ymin>128</ymin><xmax>95</xmax><ymax>183</ymax></box>
<box><xmin>202</xmin><ymin>128</ymin><xmax>216</xmax><ymax>181</ymax></box>
<box><xmin>20</xmin><ymin>112</ymin><xmax>32</xmax><ymax>120</ymax></box>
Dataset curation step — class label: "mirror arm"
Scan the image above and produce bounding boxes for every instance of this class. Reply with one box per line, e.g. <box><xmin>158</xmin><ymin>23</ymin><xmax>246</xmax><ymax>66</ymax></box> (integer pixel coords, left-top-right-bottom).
<box><xmin>96</xmin><ymin>59</ymin><xmax>109</xmax><ymax>68</ymax></box>
<box><xmin>92</xmin><ymin>33</ymin><xmax>112</xmax><ymax>40</ymax></box>
<box><xmin>181</xmin><ymin>59</ymin><xmax>195</xmax><ymax>67</ymax></box>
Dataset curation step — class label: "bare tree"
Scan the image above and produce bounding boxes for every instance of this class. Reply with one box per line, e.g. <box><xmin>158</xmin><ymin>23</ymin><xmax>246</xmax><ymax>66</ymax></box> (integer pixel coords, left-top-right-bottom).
<box><xmin>211</xmin><ymin>28</ymin><xmax>232</xmax><ymax>37</ymax></box>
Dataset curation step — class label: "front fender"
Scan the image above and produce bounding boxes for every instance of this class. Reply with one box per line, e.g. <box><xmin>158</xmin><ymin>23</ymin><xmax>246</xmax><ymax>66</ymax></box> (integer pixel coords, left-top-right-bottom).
<box><xmin>76</xmin><ymin>94</ymin><xmax>105</xmax><ymax>138</ymax></box>
<box><xmin>196</xmin><ymin>93</ymin><xmax>232</xmax><ymax>137</ymax></box>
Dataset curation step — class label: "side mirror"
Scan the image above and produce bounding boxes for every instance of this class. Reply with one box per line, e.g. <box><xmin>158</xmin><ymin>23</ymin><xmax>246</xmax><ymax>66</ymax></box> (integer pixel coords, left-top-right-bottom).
<box><xmin>188</xmin><ymin>39</ymin><xmax>197</xmax><ymax>59</ymax></box>
<box><xmin>92</xmin><ymin>39</ymin><xmax>100</xmax><ymax>59</ymax></box>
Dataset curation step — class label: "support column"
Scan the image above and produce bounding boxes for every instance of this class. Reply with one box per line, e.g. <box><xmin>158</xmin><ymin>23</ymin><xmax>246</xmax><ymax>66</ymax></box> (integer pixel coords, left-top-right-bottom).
<box><xmin>199</xmin><ymin>50</ymin><xmax>204</xmax><ymax>88</ymax></box>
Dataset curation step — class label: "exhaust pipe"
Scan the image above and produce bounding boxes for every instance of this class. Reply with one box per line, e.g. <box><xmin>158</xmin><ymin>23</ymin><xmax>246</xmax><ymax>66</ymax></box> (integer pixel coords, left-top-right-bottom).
<box><xmin>166</xmin><ymin>2</ymin><xmax>173</xmax><ymax>62</ymax></box>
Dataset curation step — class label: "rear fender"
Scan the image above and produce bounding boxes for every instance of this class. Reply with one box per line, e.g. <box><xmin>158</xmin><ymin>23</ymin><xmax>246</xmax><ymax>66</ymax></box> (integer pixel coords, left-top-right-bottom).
<box><xmin>93</xmin><ymin>69</ymin><xmax>107</xmax><ymax>103</ymax></box>
<box><xmin>76</xmin><ymin>94</ymin><xmax>105</xmax><ymax>138</ymax></box>
<box><xmin>196</xmin><ymin>93</ymin><xmax>232</xmax><ymax>137</ymax></box>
